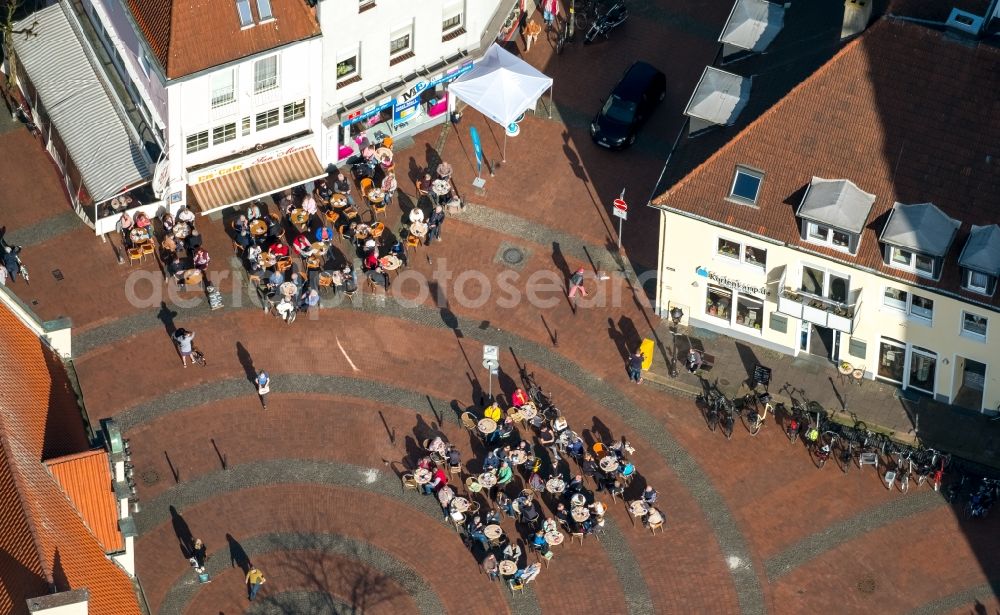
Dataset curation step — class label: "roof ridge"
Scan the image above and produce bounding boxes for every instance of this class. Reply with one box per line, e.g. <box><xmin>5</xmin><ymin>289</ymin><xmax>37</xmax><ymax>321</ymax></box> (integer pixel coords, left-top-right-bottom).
<box><xmin>0</xmin><ymin>431</ymin><xmax>56</xmax><ymax>586</ymax></box>
<box><xmin>656</xmin><ymin>19</ymin><xmax>882</xmax><ymax>204</ymax></box>
<box><xmin>45</xmin><ymin>448</ymin><xmax>106</xmax><ymax>465</ymax></box>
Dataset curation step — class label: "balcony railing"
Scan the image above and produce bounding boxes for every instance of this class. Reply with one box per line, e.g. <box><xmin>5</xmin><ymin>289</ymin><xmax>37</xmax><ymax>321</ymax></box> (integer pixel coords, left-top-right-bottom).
<box><xmin>775</xmin><ymin>270</ymin><xmax>862</xmax><ymax>333</ymax></box>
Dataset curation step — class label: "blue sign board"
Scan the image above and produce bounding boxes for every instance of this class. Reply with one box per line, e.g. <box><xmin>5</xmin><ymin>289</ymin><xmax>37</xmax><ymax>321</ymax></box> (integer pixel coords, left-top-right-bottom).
<box><xmin>341</xmin><ymin>61</ymin><xmax>474</xmax><ymax>128</ymax></box>
<box><xmin>470</xmin><ymin>126</ymin><xmax>483</xmax><ymax>176</ymax></box>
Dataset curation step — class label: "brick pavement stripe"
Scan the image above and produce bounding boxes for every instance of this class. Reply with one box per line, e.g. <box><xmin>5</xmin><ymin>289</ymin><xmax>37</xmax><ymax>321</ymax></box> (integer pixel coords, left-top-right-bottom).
<box><xmin>136</xmin><ymin>460</ymin><xmax>540</xmax><ymax>614</ymax></box>
<box><xmin>81</xmin><ymin>289</ymin><xmax>759</xmax><ymax>614</ymax></box>
<box><xmin>907</xmin><ymin>581</ymin><xmax>1000</xmax><ymax>615</ymax></box>
<box><xmin>5</xmin><ymin>210</ymin><xmax>85</xmax><ymax>247</ymax></box>
<box><xmin>160</xmin><ymin>532</ymin><xmax>440</xmax><ymax>615</ymax></box>
<box><xmin>764</xmin><ymin>489</ymin><xmax>945</xmax><ymax>581</ymax></box>
<box><xmin>244</xmin><ymin>590</ymin><xmax>354</xmax><ymax>615</ymax></box>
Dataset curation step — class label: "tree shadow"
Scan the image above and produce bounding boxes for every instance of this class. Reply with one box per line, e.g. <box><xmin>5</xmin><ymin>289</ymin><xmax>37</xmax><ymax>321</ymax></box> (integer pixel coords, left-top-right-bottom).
<box><xmin>170</xmin><ymin>505</ymin><xmax>194</xmax><ymax>559</ymax></box>
<box><xmin>226</xmin><ymin>533</ymin><xmax>251</xmax><ymax>574</ymax></box>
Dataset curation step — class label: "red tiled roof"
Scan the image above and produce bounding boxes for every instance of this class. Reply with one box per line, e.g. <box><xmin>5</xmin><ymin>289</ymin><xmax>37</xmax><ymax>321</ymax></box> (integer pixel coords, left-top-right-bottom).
<box><xmin>0</xmin><ymin>305</ymin><xmax>140</xmax><ymax>615</ymax></box>
<box><xmin>654</xmin><ymin>17</ymin><xmax>1000</xmax><ymax>307</ymax></box>
<box><xmin>126</xmin><ymin>0</ymin><xmax>321</xmax><ymax>79</ymax></box>
<box><xmin>46</xmin><ymin>450</ymin><xmax>125</xmax><ymax>554</ymax></box>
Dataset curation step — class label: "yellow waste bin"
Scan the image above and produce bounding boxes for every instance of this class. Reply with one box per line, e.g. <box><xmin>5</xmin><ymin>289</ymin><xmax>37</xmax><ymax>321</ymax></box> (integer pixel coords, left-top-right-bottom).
<box><xmin>639</xmin><ymin>338</ymin><xmax>654</xmax><ymax>371</ymax></box>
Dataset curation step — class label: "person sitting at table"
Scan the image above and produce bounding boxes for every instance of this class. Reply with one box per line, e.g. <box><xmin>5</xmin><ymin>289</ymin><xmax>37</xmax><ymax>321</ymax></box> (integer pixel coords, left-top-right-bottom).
<box><xmin>517</xmin><ymin>563</ymin><xmax>542</xmax><ymax>585</ymax></box>
<box><xmin>527</xmin><ymin>471</ymin><xmax>545</xmax><ymax>493</ymax></box>
<box><xmin>464</xmin><ymin>515</ymin><xmax>490</xmax><ymax>551</ymax></box>
<box><xmin>291</xmin><ymin>234</ymin><xmax>314</xmax><ymax>257</ymax></box>
<box><xmin>246</xmin><ymin>243</ymin><xmax>262</xmax><ymax>263</ymax></box>
<box><xmin>589</xmin><ymin>500</ymin><xmax>607</xmax><ymax>527</ymax></box>
<box><xmin>644</xmin><ymin>506</ymin><xmax>664</xmax><ymax>528</ymax></box>
<box><xmin>275</xmin><ymin>296</ymin><xmax>295</xmax><ymax>322</ymax></box>
<box><xmin>417</xmin><ymin>456</ymin><xmax>433</xmax><ymax>471</ymax></box>
<box><xmin>118</xmin><ymin>212</ymin><xmax>134</xmax><ymax>247</ymax></box>
<box><xmin>502</xmin><ymin>541</ymin><xmax>522</xmax><ymax>564</ymax></box>
<box><xmin>301</xmin><ymin>194</ymin><xmax>318</xmax><ymax>215</ymax></box>
<box><xmin>161</xmin><ymin>234</ymin><xmax>178</xmax><ymax>257</ymax></box>
<box><xmin>235</xmin><ymin>227</ymin><xmax>253</xmax><ymax>250</ymax></box>
<box><xmin>268</xmin><ymin>241</ymin><xmax>289</xmax><ymax>257</ymax></box>
<box><xmin>332</xmin><ymin>173</ymin><xmax>355</xmax><ymax>206</ymax></box>
<box><xmin>541</xmin><ymin>516</ymin><xmax>558</xmax><ymax>534</ymax></box>
<box><xmin>268</xmin><ymin>268</ymin><xmax>285</xmax><ymax>288</ymax></box>
<box><xmin>314</xmin><ymin>179</ymin><xmax>333</xmax><ymax>205</ymax></box>
<box><xmin>298</xmin><ymin>287</ymin><xmax>319</xmax><ymax>311</ymax></box>
<box><xmin>192</xmin><ymin>247</ymin><xmax>211</xmax><ymax>272</ymax></box>
<box><xmin>341</xmin><ymin>266</ymin><xmax>358</xmax><ymax>294</ymax></box>
<box><xmin>484</xmin><ymin>507</ymin><xmax>502</xmax><ymax>527</ymax></box>
<box><xmin>642</xmin><ymin>486</ymin><xmax>658</xmax><ymax>505</ymax></box>
<box><xmin>315</xmin><ymin>226</ymin><xmax>335</xmax><ymax>243</ymax></box>
<box><xmin>423</xmin><ymin>467</ymin><xmax>448</xmax><ymax>495</ymax></box>
<box><xmin>486</xmin><ymin>417</ymin><xmax>515</xmax><ymax>445</ymax></box>
<box><xmin>177</xmin><ymin>206</ymin><xmax>196</xmax><ymax>225</ymax></box>
<box><xmin>520</xmin><ymin>501</ymin><xmax>540</xmax><ymax>528</ymax></box>
<box><xmin>481</xmin><ymin>553</ymin><xmax>500</xmax><ymax>581</ymax></box>
<box><xmin>388</xmin><ymin>240</ymin><xmax>407</xmax><ymax>266</ymax></box>
<box><xmin>160</xmin><ymin>212</ymin><xmax>175</xmax><ymax>234</ymax></box>
<box><xmin>266</xmin><ymin>218</ymin><xmax>282</xmax><ymax>241</ymax></box>
<box><xmin>530</xmin><ymin>531</ymin><xmax>550</xmax><ymax>556</ymax></box>
<box><xmin>511</xmin><ymin>388</ymin><xmax>529</xmax><ymax>408</ymax></box>
<box><xmin>496</xmin><ymin>461</ymin><xmax>513</xmax><ymax>488</ymax></box>
<box><xmin>187</xmin><ymin>228</ymin><xmax>203</xmax><ymax>251</ymax></box>
<box><xmin>567</xmin><ymin>474</ymin><xmax>585</xmax><ymax>495</ymax></box>
<box><xmin>494</xmin><ymin>491</ymin><xmax>515</xmax><ymax>519</ymax></box>
<box><xmin>362</xmin><ymin>250</ymin><xmax>379</xmax><ymax>272</ymax></box>
<box><xmin>380</xmin><ymin>172</ymin><xmax>398</xmax><ymax>207</ymax></box>
<box><xmin>246</xmin><ymin>200</ymin><xmax>263</xmax><ymax>220</ymax></box>
<box><xmin>446</xmin><ymin>445</ymin><xmax>461</xmax><ymax>470</ymax></box>
<box><xmin>565</xmin><ymin>437</ymin><xmax>585</xmax><ymax>460</ymax></box>
<box><xmin>234</xmin><ymin>214</ymin><xmax>249</xmax><ymax>233</ymax></box>
<box><xmin>437</xmin><ymin>161</ymin><xmax>453</xmax><ymax>181</ymax></box>
<box><xmin>436</xmin><ymin>485</ymin><xmax>455</xmax><ymax>516</ymax></box>
<box><xmin>495</xmin><ymin>444</ymin><xmax>513</xmax><ymax>463</ymax></box>
<box><xmin>482</xmin><ymin>449</ymin><xmax>501</xmax><ymax>472</ymax></box>
<box><xmin>167</xmin><ymin>255</ymin><xmax>185</xmax><ymax>282</ymax></box>
<box><xmin>134</xmin><ymin>211</ymin><xmax>151</xmax><ymax>229</ymax></box>
<box><xmin>418</xmin><ymin>172</ymin><xmax>438</xmax><ymax>206</ymax></box>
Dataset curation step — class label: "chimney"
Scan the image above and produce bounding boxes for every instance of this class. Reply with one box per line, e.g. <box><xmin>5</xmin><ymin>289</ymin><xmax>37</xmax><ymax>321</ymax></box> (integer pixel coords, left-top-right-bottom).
<box><xmin>842</xmin><ymin>0</ymin><xmax>873</xmax><ymax>39</ymax></box>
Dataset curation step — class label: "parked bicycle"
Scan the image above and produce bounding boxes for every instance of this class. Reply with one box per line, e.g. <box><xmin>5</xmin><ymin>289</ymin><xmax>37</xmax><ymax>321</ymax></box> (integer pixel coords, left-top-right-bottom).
<box><xmin>742</xmin><ymin>388</ymin><xmax>772</xmax><ymax>436</ymax></box>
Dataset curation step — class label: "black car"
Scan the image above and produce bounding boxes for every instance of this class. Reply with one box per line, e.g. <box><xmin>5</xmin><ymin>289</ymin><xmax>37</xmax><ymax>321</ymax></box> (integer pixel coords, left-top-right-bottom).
<box><xmin>590</xmin><ymin>61</ymin><xmax>666</xmax><ymax>150</ymax></box>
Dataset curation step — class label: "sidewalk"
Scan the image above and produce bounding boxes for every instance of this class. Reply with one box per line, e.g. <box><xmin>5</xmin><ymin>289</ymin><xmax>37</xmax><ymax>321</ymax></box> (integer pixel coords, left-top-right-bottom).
<box><xmin>642</xmin><ymin>321</ymin><xmax>1000</xmax><ymax>470</ymax></box>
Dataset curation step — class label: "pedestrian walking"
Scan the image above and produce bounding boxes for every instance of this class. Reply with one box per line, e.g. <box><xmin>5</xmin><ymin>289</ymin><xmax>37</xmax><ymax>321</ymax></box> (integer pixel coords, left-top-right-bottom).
<box><xmin>542</xmin><ymin>0</ymin><xmax>560</xmax><ymax>30</ymax></box>
<box><xmin>172</xmin><ymin>328</ymin><xmax>196</xmax><ymax>367</ymax></box>
<box><xmin>188</xmin><ymin>538</ymin><xmax>207</xmax><ymax>573</ymax></box>
<box><xmin>256</xmin><ymin>370</ymin><xmax>270</xmax><ymax>409</ymax></box>
<box><xmin>246</xmin><ymin>566</ymin><xmax>266</xmax><ymax>601</ymax></box>
<box><xmin>627</xmin><ymin>350</ymin><xmax>644</xmax><ymax>384</ymax></box>
<box><xmin>568</xmin><ymin>267</ymin><xmax>587</xmax><ymax>299</ymax></box>
<box><xmin>427</xmin><ymin>205</ymin><xmax>445</xmax><ymax>244</ymax></box>
<box><xmin>524</xmin><ymin>19</ymin><xmax>542</xmax><ymax>51</ymax></box>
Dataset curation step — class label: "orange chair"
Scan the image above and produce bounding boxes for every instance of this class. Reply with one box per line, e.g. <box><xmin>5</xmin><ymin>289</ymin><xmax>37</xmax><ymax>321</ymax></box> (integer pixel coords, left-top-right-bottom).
<box><xmin>592</xmin><ymin>442</ymin><xmax>607</xmax><ymax>459</ymax></box>
<box><xmin>140</xmin><ymin>241</ymin><xmax>156</xmax><ymax>262</ymax></box>
<box><xmin>370</xmin><ymin>222</ymin><xmax>385</xmax><ymax>239</ymax></box>
<box><xmin>359</xmin><ymin>178</ymin><xmax>374</xmax><ymax>197</ymax></box>
<box><xmin>276</xmin><ymin>257</ymin><xmax>292</xmax><ymax>273</ymax></box>
<box><xmin>126</xmin><ymin>248</ymin><xmax>143</xmax><ymax>266</ymax></box>
<box><xmin>405</xmin><ymin>235</ymin><xmax>421</xmax><ymax>253</ymax></box>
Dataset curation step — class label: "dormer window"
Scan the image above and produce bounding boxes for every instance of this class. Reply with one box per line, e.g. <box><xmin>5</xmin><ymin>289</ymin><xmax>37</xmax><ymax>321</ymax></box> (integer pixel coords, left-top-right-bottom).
<box><xmin>958</xmin><ymin>224</ymin><xmax>1000</xmax><ymax>296</ymax></box>
<box><xmin>879</xmin><ymin>202</ymin><xmax>959</xmax><ymax>281</ymax></box>
<box><xmin>729</xmin><ymin>166</ymin><xmax>763</xmax><ymax>205</ymax></box>
<box><xmin>236</xmin><ymin>0</ymin><xmax>253</xmax><ymax>28</ymax></box>
<box><xmin>796</xmin><ymin>177</ymin><xmax>874</xmax><ymax>255</ymax></box>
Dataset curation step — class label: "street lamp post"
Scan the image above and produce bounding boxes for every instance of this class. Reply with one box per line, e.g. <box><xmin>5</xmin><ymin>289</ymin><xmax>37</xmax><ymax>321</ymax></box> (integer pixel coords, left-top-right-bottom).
<box><xmin>668</xmin><ymin>307</ymin><xmax>684</xmax><ymax>378</ymax></box>
<box><xmin>568</xmin><ymin>0</ymin><xmax>576</xmax><ymax>39</ymax></box>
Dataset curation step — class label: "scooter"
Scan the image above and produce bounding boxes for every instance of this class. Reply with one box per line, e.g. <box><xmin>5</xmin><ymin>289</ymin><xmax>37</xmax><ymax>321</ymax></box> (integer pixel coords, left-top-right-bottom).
<box><xmin>583</xmin><ymin>1</ymin><xmax>628</xmax><ymax>45</ymax></box>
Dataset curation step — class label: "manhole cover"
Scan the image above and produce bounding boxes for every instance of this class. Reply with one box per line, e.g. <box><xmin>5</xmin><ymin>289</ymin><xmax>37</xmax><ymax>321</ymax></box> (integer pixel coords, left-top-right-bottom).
<box><xmin>502</xmin><ymin>247</ymin><xmax>524</xmax><ymax>265</ymax></box>
<box><xmin>141</xmin><ymin>470</ymin><xmax>160</xmax><ymax>486</ymax></box>
<box><xmin>51</xmin><ymin>269</ymin><xmax>64</xmax><ymax>281</ymax></box>
<box><xmin>857</xmin><ymin>576</ymin><xmax>877</xmax><ymax>594</ymax></box>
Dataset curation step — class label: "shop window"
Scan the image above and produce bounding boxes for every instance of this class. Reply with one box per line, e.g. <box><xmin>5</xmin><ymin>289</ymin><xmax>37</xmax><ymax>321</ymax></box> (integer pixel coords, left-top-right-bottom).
<box><xmin>211</xmin><ymin>69</ymin><xmax>235</xmax><ymax>108</ymax></box>
<box><xmin>962</xmin><ymin>312</ymin><xmax>988</xmax><ymax>340</ymax></box>
<box><xmin>877</xmin><ymin>338</ymin><xmax>905</xmax><ymax>383</ymax></box>
<box><xmin>185</xmin><ymin>130</ymin><xmax>209</xmax><ymax>154</ymax></box>
<box><xmin>962</xmin><ymin>268</ymin><xmax>996</xmax><ymax>296</ymax></box>
<box><xmin>889</xmin><ymin>246</ymin><xmax>937</xmax><ymax>279</ymax></box>
<box><xmin>254</xmin><ymin>56</ymin><xmax>279</xmax><ymax>93</ymax></box>
<box><xmin>735</xmin><ymin>295</ymin><xmax>764</xmax><ymax>331</ymax></box>
<box><xmin>716</xmin><ymin>237</ymin><xmax>766</xmax><ymax>269</ymax></box>
<box><xmin>729</xmin><ymin>166</ymin><xmax>763</xmax><ymax>205</ymax></box>
<box><xmin>255</xmin><ymin>108</ymin><xmax>279</xmax><ymax>131</ymax></box>
<box><xmin>212</xmin><ymin>122</ymin><xmax>236</xmax><ymax>145</ymax></box>
<box><xmin>705</xmin><ymin>285</ymin><xmax>732</xmax><ymax>321</ymax></box>
<box><xmin>908</xmin><ymin>347</ymin><xmax>937</xmax><ymax>394</ymax></box>
<box><xmin>282</xmin><ymin>100</ymin><xmax>305</xmax><ymax>123</ymax></box>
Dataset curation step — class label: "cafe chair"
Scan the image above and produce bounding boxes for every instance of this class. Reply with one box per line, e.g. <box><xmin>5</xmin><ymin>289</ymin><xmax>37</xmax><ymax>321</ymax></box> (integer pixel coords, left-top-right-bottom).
<box><xmin>449</xmin><ymin>462</ymin><xmax>463</xmax><ymax>479</ymax></box>
<box><xmin>140</xmin><ymin>242</ymin><xmax>156</xmax><ymax>262</ymax></box>
<box><xmin>571</xmin><ymin>531</ymin><xmax>585</xmax><ymax>545</ymax></box>
<box><xmin>405</xmin><ymin>235</ymin><xmax>421</xmax><ymax>254</ymax></box>
<box><xmin>372</xmin><ymin>201</ymin><xmax>387</xmax><ymax>220</ymax></box>
<box><xmin>461</xmin><ymin>412</ymin><xmax>478</xmax><ymax>433</ymax></box>
<box><xmin>359</xmin><ymin>177</ymin><xmax>374</xmax><ymax>197</ymax></box>
<box><xmin>276</xmin><ymin>257</ymin><xmax>292</xmax><ymax>274</ymax></box>
<box><xmin>592</xmin><ymin>442</ymin><xmax>607</xmax><ymax>459</ymax></box>
<box><xmin>401</xmin><ymin>473</ymin><xmax>418</xmax><ymax>492</ymax></box>
<box><xmin>325</xmin><ymin>210</ymin><xmax>340</xmax><ymax>226</ymax></box>
<box><xmin>232</xmin><ymin>241</ymin><xmax>245</xmax><ymax>255</ymax></box>
<box><xmin>380</xmin><ymin>136</ymin><xmax>393</xmax><ymax>149</ymax></box>
<box><xmin>508</xmin><ymin>578</ymin><xmax>525</xmax><ymax>595</ymax></box>
<box><xmin>370</xmin><ymin>222</ymin><xmax>385</xmax><ymax>239</ymax></box>
<box><xmin>609</xmin><ymin>483</ymin><xmax>625</xmax><ymax>504</ymax></box>
<box><xmin>126</xmin><ymin>247</ymin><xmax>143</xmax><ymax>266</ymax></box>
<box><xmin>648</xmin><ymin>519</ymin><xmax>665</xmax><ymax>535</ymax></box>
<box><xmin>465</xmin><ymin>477</ymin><xmax>482</xmax><ymax>495</ymax></box>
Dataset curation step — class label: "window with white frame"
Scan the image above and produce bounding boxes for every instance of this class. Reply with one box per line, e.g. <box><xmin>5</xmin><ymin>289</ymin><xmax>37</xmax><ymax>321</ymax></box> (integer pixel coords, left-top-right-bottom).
<box><xmin>390</xmin><ymin>26</ymin><xmax>413</xmax><ymax>57</ymax></box>
<box><xmin>336</xmin><ymin>50</ymin><xmax>359</xmax><ymax>80</ymax></box>
<box><xmin>806</xmin><ymin>221</ymin><xmax>853</xmax><ymax>251</ymax></box>
<box><xmin>800</xmin><ymin>265</ymin><xmax>849</xmax><ymax>303</ymax></box>
<box><xmin>253</xmin><ymin>56</ymin><xmax>279</xmax><ymax>93</ymax></box>
<box><xmin>255</xmin><ymin>108</ymin><xmax>279</xmax><ymax>131</ymax></box>
<box><xmin>282</xmin><ymin>100</ymin><xmax>305</xmax><ymax>123</ymax></box>
<box><xmin>185</xmin><ymin>130</ymin><xmax>209</xmax><ymax>153</ymax></box>
<box><xmin>729</xmin><ymin>166</ymin><xmax>763</xmax><ymax>205</ymax></box>
<box><xmin>962</xmin><ymin>268</ymin><xmax>996</xmax><ymax>296</ymax></box>
<box><xmin>889</xmin><ymin>246</ymin><xmax>936</xmax><ymax>278</ymax></box>
<box><xmin>883</xmin><ymin>287</ymin><xmax>934</xmax><ymax>321</ymax></box>
<box><xmin>212</xmin><ymin>122</ymin><xmax>236</xmax><ymax>144</ymax></box>
<box><xmin>442</xmin><ymin>3</ymin><xmax>463</xmax><ymax>32</ymax></box>
<box><xmin>962</xmin><ymin>311</ymin><xmax>988</xmax><ymax>339</ymax></box>
<box><xmin>241</xmin><ymin>116</ymin><xmax>251</xmax><ymax>136</ymax></box>
<box><xmin>715</xmin><ymin>237</ymin><xmax>766</xmax><ymax>269</ymax></box>
<box><xmin>210</xmin><ymin>69</ymin><xmax>236</xmax><ymax>108</ymax></box>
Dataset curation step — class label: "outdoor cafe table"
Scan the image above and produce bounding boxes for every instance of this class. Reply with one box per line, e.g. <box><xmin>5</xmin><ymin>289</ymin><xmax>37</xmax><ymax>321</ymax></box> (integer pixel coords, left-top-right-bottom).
<box><xmin>478</xmin><ymin>472</ymin><xmax>497</xmax><ymax>488</ymax></box>
<box><xmin>379</xmin><ymin>255</ymin><xmax>402</xmax><ymax>271</ymax></box>
<box><xmin>558</xmin><ymin>430</ymin><xmax>579</xmax><ymax>446</ymax></box>
<box><xmin>570</xmin><ymin>493</ymin><xmax>586</xmax><ymax>508</ymax></box>
<box><xmin>571</xmin><ymin>507</ymin><xmax>590</xmax><ymax>522</ymax></box>
<box><xmin>173</xmin><ymin>222</ymin><xmax>191</xmax><ymax>239</ymax></box>
<box><xmin>249</xmin><ymin>219</ymin><xmax>268</xmax><ymax>238</ymax></box>
<box><xmin>508</xmin><ymin>450</ymin><xmax>528</xmax><ymax>466</ymax></box>
<box><xmin>629</xmin><ymin>500</ymin><xmax>649</xmax><ymax>517</ymax></box>
<box><xmin>130</xmin><ymin>227</ymin><xmax>150</xmax><ymax>244</ymax></box>
<box><xmin>478</xmin><ymin>418</ymin><xmax>497</xmax><ymax>435</ymax></box>
<box><xmin>432</xmin><ymin>179</ymin><xmax>452</xmax><ymax>196</ymax></box>
<box><xmin>414</xmin><ymin>468</ymin><xmax>432</xmax><ymax>484</ymax></box>
<box><xmin>450</xmin><ymin>497</ymin><xmax>470</xmax><ymax>513</ymax></box>
<box><xmin>367</xmin><ymin>188</ymin><xmax>385</xmax><ymax>204</ymax></box>
<box><xmin>599</xmin><ymin>457</ymin><xmax>620</xmax><ymax>473</ymax></box>
<box><xmin>484</xmin><ymin>524</ymin><xmax>503</xmax><ymax>540</ymax></box>
<box><xmin>519</xmin><ymin>402</ymin><xmax>538</xmax><ymax>420</ymax></box>
<box><xmin>544</xmin><ymin>531</ymin><xmax>564</xmax><ymax>546</ymax></box>
<box><xmin>182</xmin><ymin>269</ymin><xmax>203</xmax><ymax>286</ymax></box>
<box><xmin>290</xmin><ymin>208</ymin><xmax>310</xmax><ymax>228</ymax></box>
<box><xmin>310</xmin><ymin>242</ymin><xmax>329</xmax><ymax>255</ymax></box>
<box><xmin>330</xmin><ymin>193</ymin><xmax>348</xmax><ymax>208</ymax></box>
<box><xmin>258</xmin><ymin>253</ymin><xmax>277</xmax><ymax>268</ymax></box>
<box><xmin>545</xmin><ymin>478</ymin><xmax>566</xmax><ymax>494</ymax></box>
<box><xmin>499</xmin><ymin>560</ymin><xmax>518</xmax><ymax>576</ymax></box>
<box><xmin>410</xmin><ymin>221</ymin><xmax>428</xmax><ymax>238</ymax></box>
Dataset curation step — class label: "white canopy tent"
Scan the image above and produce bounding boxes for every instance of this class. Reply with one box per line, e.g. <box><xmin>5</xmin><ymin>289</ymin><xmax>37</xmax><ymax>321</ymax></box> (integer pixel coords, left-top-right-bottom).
<box><xmin>448</xmin><ymin>44</ymin><xmax>554</xmax><ymax>161</ymax></box>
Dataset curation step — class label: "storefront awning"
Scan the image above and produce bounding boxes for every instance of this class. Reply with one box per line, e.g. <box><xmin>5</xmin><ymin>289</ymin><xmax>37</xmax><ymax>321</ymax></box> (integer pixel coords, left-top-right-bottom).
<box><xmin>188</xmin><ymin>148</ymin><xmax>326</xmax><ymax>214</ymax></box>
